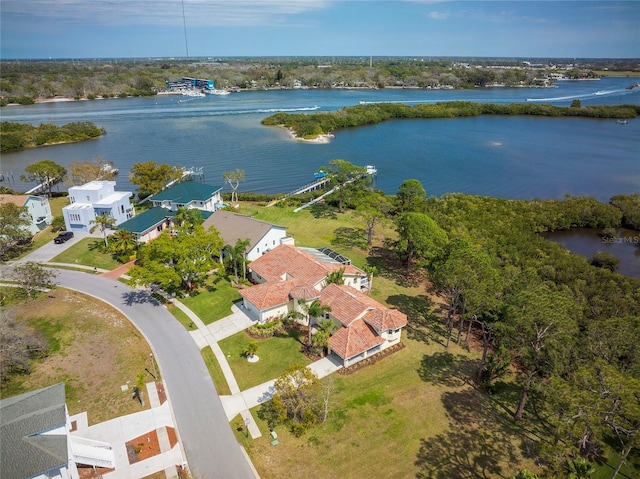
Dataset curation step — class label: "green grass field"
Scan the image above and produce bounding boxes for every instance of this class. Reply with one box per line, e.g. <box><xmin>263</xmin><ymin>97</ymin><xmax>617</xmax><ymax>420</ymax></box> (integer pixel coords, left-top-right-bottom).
<box><xmin>219</xmin><ymin>328</ymin><xmax>311</xmax><ymax>391</ymax></box>
<box><xmin>49</xmin><ymin>237</ymin><xmax>121</xmax><ymax>270</ymax></box>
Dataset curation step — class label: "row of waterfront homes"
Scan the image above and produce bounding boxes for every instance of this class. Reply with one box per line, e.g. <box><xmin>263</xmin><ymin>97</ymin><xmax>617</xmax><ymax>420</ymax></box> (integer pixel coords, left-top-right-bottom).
<box><xmin>2</xmin><ymin>180</ymin><xmax>407</xmax><ymax>368</ymax></box>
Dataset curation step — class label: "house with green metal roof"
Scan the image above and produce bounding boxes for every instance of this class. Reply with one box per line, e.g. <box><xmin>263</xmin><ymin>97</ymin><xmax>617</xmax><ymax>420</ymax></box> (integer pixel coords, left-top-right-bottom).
<box><xmin>117</xmin><ymin>207</ymin><xmax>213</xmax><ymax>243</ymax></box>
<box><xmin>149</xmin><ymin>182</ymin><xmax>223</xmax><ymax>212</ymax></box>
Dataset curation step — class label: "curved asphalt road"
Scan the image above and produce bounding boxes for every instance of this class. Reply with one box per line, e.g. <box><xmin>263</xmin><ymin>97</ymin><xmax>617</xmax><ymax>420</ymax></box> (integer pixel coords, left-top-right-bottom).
<box><xmin>53</xmin><ymin>269</ymin><xmax>256</xmax><ymax>479</ymax></box>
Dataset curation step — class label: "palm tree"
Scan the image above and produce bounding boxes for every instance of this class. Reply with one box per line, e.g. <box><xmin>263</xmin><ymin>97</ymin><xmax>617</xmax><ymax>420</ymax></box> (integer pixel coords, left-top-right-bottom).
<box><xmin>311</xmin><ymin>318</ymin><xmax>338</xmax><ymax>356</ymax></box>
<box><xmin>223</xmin><ymin>238</ymin><xmax>250</xmax><ymax>282</ymax></box>
<box><xmin>362</xmin><ymin>265</ymin><xmax>378</xmax><ymax>295</ymax></box>
<box><xmin>109</xmin><ymin>228</ymin><xmax>138</xmax><ymax>256</ymax></box>
<box><xmin>90</xmin><ymin>213</ymin><xmax>116</xmax><ymax>248</ymax></box>
<box><xmin>298</xmin><ymin>299</ymin><xmax>332</xmax><ymax>349</ymax></box>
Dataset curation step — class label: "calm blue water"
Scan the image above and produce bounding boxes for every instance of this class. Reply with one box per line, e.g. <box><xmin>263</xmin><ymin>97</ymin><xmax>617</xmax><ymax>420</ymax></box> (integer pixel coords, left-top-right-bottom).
<box><xmin>1</xmin><ymin>77</ymin><xmax>639</xmax><ymax>200</ymax></box>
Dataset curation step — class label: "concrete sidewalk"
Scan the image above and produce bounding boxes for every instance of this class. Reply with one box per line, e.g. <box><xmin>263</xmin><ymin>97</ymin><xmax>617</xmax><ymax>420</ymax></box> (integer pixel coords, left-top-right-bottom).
<box><xmin>71</xmin><ymin>382</ymin><xmax>184</xmax><ymax>479</ymax></box>
<box><xmin>172</xmin><ymin>299</ymin><xmax>343</xmax><ymax>438</ymax></box>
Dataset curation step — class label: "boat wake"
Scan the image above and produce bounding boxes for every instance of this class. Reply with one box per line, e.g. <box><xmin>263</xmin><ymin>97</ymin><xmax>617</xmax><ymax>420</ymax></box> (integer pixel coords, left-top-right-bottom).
<box><xmin>526</xmin><ymin>87</ymin><xmax>637</xmax><ymax>102</ymax></box>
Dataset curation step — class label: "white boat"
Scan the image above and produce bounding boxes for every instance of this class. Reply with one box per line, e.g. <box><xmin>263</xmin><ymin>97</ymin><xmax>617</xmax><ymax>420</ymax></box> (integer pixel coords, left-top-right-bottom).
<box><xmin>366</xmin><ymin>165</ymin><xmax>377</xmax><ymax>175</ymax></box>
<box><xmin>182</xmin><ymin>90</ymin><xmax>206</xmax><ymax>98</ymax></box>
<box><xmin>205</xmin><ymin>89</ymin><xmax>230</xmax><ymax>96</ymax></box>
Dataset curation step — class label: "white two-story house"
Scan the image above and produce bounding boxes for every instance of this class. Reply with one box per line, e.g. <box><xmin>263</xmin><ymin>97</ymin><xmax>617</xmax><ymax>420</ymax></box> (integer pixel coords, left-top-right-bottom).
<box><xmin>62</xmin><ymin>181</ymin><xmax>134</xmax><ymax>232</ymax></box>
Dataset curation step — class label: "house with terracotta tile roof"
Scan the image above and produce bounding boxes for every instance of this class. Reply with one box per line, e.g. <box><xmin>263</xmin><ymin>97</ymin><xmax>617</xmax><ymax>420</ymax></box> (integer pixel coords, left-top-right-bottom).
<box><xmin>238</xmin><ymin>245</ymin><xmax>407</xmax><ymax>367</ymax></box>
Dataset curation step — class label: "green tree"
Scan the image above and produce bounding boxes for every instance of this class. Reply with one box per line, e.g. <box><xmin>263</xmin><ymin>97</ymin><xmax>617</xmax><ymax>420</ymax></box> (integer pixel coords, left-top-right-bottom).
<box><xmin>325</xmin><ymin>267</ymin><xmax>345</xmax><ymax>285</ymax></box>
<box><xmin>355</xmin><ymin>191</ymin><xmax>390</xmax><ymax>247</ymax></box>
<box><xmin>395</xmin><ymin>212</ymin><xmax>448</xmax><ymax>274</ymax></box>
<box><xmin>109</xmin><ymin>228</ymin><xmax>138</xmax><ymax>257</ymax></box>
<box><xmin>129</xmin><ymin>161</ymin><xmax>184</xmax><ymax>199</ymax></box>
<box><xmin>501</xmin><ymin>283</ymin><xmax>579</xmax><ymax>421</ymax></box>
<box><xmin>90</xmin><ymin>213</ymin><xmax>117</xmax><ymax>248</ymax></box>
<box><xmin>270</xmin><ymin>364</ymin><xmax>320</xmax><ymax>436</ymax></box>
<box><xmin>66</xmin><ymin>155</ymin><xmax>117</xmax><ymax>186</ymax></box>
<box><xmin>131</xmin><ymin>226</ymin><xmax>223</xmax><ymax>293</ymax></box>
<box><xmin>222</xmin><ymin>238</ymin><xmax>251</xmax><ymax>282</ymax></box>
<box><xmin>21</xmin><ymin>160</ymin><xmax>67</xmax><ymax>197</ymax></box>
<box><xmin>396</xmin><ymin>178</ymin><xmax>427</xmax><ymax>213</ymax></box>
<box><xmin>223</xmin><ymin>169</ymin><xmax>245</xmax><ymax>205</ymax></box>
<box><xmin>298</xmin><ymin>299</ymin><xmax>332</xmax><ymax>349</ymax></box>
<box><xmin>0</xmin><ymin>202</ymin><xmax>32</xmax><ymax>257</ymax></box>
<box><xmin>9</xmin><ymin>262</ymin><xmax>57</xmax><ymax>298</ymax></box>
<box><xmin>362</xmin><ymin>264</ymin><xmax>378</xmax><ymax>295</ymax></box>
<box><xmin>590</xmin><ymin>251</ymin><xmax>620</xmax><ymax>272</ymax></box>
<box><xmin>174</xmin><ymin>207</ymin><xmax>203</xmax><ymax>232</ymax></box>
<box><xmin>323</xmin><ymin>159</ymin><xmax>369</xmax><ymax>213</ymax></box>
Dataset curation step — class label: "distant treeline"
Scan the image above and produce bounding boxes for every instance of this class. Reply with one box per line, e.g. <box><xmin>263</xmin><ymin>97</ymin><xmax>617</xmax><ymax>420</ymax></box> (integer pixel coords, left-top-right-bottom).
<box><xmin>262</xmin><ymin>101</ymin><xmax>640</xmax><ymax>138</ymax></box>
<box><xmin>0</xmin><ymin>121</ymin><xmax>103</xmax><ymax>153</ymax></box>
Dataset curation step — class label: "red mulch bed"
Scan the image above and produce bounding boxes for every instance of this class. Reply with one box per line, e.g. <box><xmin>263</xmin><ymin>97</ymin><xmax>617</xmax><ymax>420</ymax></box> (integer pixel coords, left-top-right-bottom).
<box><xmin>156</xmin><ymin>381</ymin><xmax>166</xmax><ymax>405</ymax></box>
<box><xmin>126</xmin><ymin>427</ymin><xmax>178</xmax><ymax>464</ymax></box>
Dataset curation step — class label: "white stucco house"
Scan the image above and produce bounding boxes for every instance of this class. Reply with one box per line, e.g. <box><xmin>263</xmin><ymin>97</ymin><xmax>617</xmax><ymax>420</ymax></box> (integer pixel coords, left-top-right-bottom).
<box><xmin>62</xmin><ymin>181</ymin><xmax>134</xmax><ymax>233</ymax></box>
<box><xmin>0</xmin><ymin>194</ymin><xmax>53</xmax><ymax>235</ymax></box>
<box><xmin>238</xmin><ymin>244</ymin><xmax>407</xmax><ymax>367</ymax></box>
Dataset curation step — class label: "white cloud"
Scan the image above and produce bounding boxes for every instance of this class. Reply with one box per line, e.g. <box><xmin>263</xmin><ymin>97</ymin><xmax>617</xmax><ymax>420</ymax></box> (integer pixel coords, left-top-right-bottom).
<box><xmin>1</xmin><ymin>0</ymin><xmax>331</xmax><ymax>27</ymax></box>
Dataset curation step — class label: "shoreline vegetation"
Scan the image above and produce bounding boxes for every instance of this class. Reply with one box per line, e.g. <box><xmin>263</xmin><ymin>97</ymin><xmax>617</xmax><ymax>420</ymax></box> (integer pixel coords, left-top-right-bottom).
<box><xmin>0</xmin><ymin>121</ymin><xmax>104</xmax><ymax>153</ymax></box>
<box><xmin>262</xmin><ymin>101</ymin><xmax>640</xmax><ymax>141</ymax></box>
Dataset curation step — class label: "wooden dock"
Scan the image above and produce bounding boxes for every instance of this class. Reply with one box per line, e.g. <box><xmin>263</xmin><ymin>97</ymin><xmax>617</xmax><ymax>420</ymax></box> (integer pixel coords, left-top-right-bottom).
<box><xmin>267</xmin><ymin>177</ymin><xmax>330</xmax><ymax>207</ymax></box>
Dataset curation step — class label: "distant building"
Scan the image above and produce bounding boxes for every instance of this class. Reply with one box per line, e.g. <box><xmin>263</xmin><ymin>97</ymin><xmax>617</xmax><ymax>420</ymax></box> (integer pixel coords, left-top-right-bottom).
<box><xmin>62</xmin><ymin>181</ymin><xmax>134</xmax><ymax>232</ymax></box>
<box><xmin>0</xmin><ymin>194</ymin><xmax>53</xmax><ymax>235</ymax></box>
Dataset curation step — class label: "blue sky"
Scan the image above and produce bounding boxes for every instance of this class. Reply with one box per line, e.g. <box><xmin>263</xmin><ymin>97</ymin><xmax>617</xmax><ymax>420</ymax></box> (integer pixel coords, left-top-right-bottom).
<box><xmin>1</xmin><ymin>1</ymin><xmax>639</xmax><ymax>59</ymax></box>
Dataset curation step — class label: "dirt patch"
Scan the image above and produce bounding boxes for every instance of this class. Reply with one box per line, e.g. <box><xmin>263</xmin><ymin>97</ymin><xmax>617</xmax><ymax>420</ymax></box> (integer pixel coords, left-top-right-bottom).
<box><xmin>4</xmin><ymin>289</ymin><xmax>153</xmax><ymax>424</ymax></box>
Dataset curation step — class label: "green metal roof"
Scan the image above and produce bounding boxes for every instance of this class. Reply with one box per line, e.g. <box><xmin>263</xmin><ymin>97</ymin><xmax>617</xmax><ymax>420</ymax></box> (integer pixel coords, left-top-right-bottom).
<box><xmin>117</xmin><ymin>207</ymin><xmax>176</xmax><ymax>234</ymax></box>
<box><xmin>118</xmin><ymin>207</ymin><xmax>213</xmax><ymax>235</ymax></box>
<box><xmin>149</xmin><ymin>182</ymin><xmax>221</xmax><ymax>203</ymax></box>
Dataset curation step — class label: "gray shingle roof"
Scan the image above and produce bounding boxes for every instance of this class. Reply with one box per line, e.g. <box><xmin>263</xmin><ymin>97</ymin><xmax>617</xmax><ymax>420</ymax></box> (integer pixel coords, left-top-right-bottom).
<box><xmin>202</xmin><ymin>211</ymin><xmax>285</xmax><ymax>249</ymax></box>
<box><xmin>0</xmin><ymin>383</ymin><xmax>69</xmax><ymax>479</ymax></box>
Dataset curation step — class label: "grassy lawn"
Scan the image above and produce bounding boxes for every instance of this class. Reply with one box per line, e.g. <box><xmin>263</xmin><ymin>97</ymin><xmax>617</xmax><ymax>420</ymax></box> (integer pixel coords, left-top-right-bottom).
<box><xmin>201</xmin><ymin>346</ymin><xmax>232</xmax><ymax>396</ymax></box>
<box><xmin>218</xmin><ymin>328</ymin><xmax>310</xmax><ymax>391</ymax></box>
<box><xmin>166</xmin><ymin>303</ymin><xmax>198</xmax><ymax>331</ymax></box>
<box><xmin>49</xmin><ymin>237</ymin><xmax>121</xmax><ymax>270</ymax></box>
<box><xmin>179</xmin><ymin>276</ymin><xmax>241</xmax><ymax>325</ymax></box>
<box><xmin>1</xmin><ymin>288</ymin><xmax>153</xmax><ymax>425</ymax></box>
<box><xmin>242</xmin><ymin>335</ymin><xmax>539</xmax><ymax>479</ymax></box>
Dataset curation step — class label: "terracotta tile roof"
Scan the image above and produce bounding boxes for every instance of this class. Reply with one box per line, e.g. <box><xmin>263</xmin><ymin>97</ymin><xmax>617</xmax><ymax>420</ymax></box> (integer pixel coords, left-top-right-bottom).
<box><xmin>239</xmin><ymin>279</ymin><xmax>298</xmax><ymax>310</ymax></box>
<box><xmin>319</xmin><ymin>283</ymin><xmax>372</xmax><ymax>327</ymax></box>
<box><xmin>249</xmin><ymin>244</ymin><xmax>337</xmax><ymax>285</ymax></box>
<box><xmin>328</xmin><ymin>319</ymin><xmax>385</xmax><ymax>360</ymax></box>
<box><xmin>289</xmin><ymin>284</ymin><xmax>320</xmax><ymax>301</ymax></box>
<box><xmin>363</xmin><ymin>308</ymin><xmax>407</xmax><ymax>331</ymax></box>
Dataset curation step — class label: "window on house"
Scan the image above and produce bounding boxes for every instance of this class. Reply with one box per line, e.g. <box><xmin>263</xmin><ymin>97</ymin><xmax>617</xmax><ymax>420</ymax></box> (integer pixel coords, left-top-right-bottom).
<box><xmin>121</xmin><ymin>205</ymin><xmax>124</xmax><ymax>214</ymax></box>
<box><xmin>86</xmin><ymin>196</ymin><xmax>90</xmax><ymax>201</ymax></box>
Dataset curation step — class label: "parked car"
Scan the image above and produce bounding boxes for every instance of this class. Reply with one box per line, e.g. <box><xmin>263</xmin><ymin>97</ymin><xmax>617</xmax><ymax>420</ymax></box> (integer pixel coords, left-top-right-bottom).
<box><xmin>54</xmin><ymin>231</ymin><xmax>74</xmax><ymax>244</ymax></box>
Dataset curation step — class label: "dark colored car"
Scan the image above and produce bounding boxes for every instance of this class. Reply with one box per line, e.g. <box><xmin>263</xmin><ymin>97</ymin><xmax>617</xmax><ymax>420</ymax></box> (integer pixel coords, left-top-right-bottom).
<box><xmin>54</xmin><ymin>231</ymin><xmax>74</xmax><ymax>244</ymax></box>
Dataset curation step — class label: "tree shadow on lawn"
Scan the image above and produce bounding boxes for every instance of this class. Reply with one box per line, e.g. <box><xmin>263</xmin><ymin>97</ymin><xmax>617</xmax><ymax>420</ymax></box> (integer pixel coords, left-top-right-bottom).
<box><xmin>309</xmin><ymin>202</ymin><xmax>338</xmax><ymax>219</ymax></box>
<box><xmin>331</xmin><ymin>227</ymin><xmax>368</xmax><ymax>249</ymax></box>
<box><xmin>387</xmin><ymin>294</ymin><xmax>445</xmax><ymax>346</ymax></box>
<box><xmin>367</xmin><ymin>246</ymin><xmax>423</xmax><ymax>288</ymax></box>
<box><xmin>415</xmin><ymin>389</ymin><xmax>520</xmax><ymax>479</ymax></box>
<box><xmin>418</xmin><ymin>352</ymin><xmax>476</xmax><ymax>388</ymax></box>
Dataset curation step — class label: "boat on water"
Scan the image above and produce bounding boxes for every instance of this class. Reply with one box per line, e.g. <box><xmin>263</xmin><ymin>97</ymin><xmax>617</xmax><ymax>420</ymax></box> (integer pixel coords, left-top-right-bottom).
<box><xmin>314</xmin><ymin>170</ymin><xmax>328</xmax><ymax>180</ymax></box>
<box><xmin>100</xmin><ymin>163</ymin><xmax>119</xmax><ymax>176</ymax></box>
<box><xmin>366</xmin><ymin>165</ymin><xmax>377</xmax><ymax>175</ymax></box>
<box><xmin>204</xmin><ymin>89</ymin><xmax>230</xmax><ymax>96</ymax></box>
<box><xmin>617</xmin><ymin>119</ymin><xmax>628</xmax><ymax>124</ymax></box>
<box><xmin>182</xmin><ymin>90</ymin><xmax>206</xmax><ymax>98</ymax></box>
